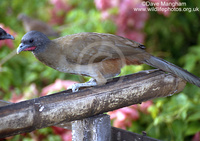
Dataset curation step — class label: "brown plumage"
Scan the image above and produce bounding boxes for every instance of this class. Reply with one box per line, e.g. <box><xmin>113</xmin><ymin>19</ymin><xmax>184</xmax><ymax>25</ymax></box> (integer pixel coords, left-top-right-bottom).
<box><xmin>18</xmin><ymin>14</ymin><xmax>60</xmax><ymax>37</ymax></box>
<box><xmin>17</xmin><ymin>31</ymin><xmax>200</xmax><ymax>92</ymax></box>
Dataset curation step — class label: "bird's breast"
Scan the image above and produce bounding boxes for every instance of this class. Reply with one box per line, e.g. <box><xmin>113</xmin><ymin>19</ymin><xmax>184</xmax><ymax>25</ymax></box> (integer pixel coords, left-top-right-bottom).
<box><xmin>33</xmin><ymin>51</ymin><xmax>77</xmax><ymax>74</ymax></box>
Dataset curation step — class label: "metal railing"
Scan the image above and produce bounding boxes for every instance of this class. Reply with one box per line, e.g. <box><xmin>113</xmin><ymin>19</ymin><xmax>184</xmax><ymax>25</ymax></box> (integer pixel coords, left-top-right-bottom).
<box><xmin>0</xmin><ymin>70</ymin><xmax>186</xmax><ymax>140</ymax></box>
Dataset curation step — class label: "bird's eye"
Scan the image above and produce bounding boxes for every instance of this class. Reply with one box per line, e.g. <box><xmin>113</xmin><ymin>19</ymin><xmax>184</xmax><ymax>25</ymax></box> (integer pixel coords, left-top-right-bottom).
<box><xmin>0</xmin><ymin>31</ymin><xmax>5</xmax><ymax>36</ymax></box>
<box><xmin>29</xmin><ymin>39</ymin><xmax>34</xmax><ymax>43</ymax></box>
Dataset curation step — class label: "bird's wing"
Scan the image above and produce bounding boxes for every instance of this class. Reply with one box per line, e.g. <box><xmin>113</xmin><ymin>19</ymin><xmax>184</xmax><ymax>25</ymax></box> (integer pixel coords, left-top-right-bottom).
<box><xmin>54</xmin><ymin>32</ymin><xmax>146</xmax><ymax>65</ymax></box>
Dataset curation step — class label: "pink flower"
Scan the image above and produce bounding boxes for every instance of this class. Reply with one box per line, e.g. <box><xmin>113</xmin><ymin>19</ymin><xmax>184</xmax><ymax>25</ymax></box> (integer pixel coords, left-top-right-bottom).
<box><xmin>192</xmin><ymin>132</ymin><xmax>200</xmax><ymax>141</ymax></box>
<box><xmin>94</xmin><ymin>0</ymin><xmax>149</xmax><ymax>43</ymax></box>
<box><xmin>52</xmin><ymin>126</ymin><xmax>72</xmax><ymax>141</ymax></box>
<box><xmin>95</xmin><ymin>0</ymin><xmax>120</xmax><ymax>11</ymax></box>
<box><xmin>95</xmin><ymin>0</ymin><xmax>112</xmax><ymax>10</ymax></box>
<box><xmin>117</xmin><ymin>30</ymin><xmax>146</xmax><ymax>43</ymax></box>
<box><xmin>10</xmin><ymin>84</ymin><xmax>38</xmax><ymax>103</ymax></box>
<box><xmin>109</xmin><ymin>101</ymin><xmax>153</xmax><ymax>129</ymax></box>
<box><xmin>109</xmin><ymin>106</ymin><xmax>139</xmax><ymax>129</ymax></box>
<box><xmin>116</xmin><ymin>0</ymin><xmax>149</xmax><ymax>42</ymax></box>
<box><xmin>9</xmin><ymin>92</ymin><xmax>24</xmax><ymax>103</ymax></box>
<box><xmin>118</xmin><ymin>0</ymin><xmax>148</xmax><ymax>30</ymax></box>
<box><xmin>139</xmin><ymin>101</ymin><xmax>153</xmax><ymax>114</ymax></box>
<box><xmin>48</xmin><ymin>0</ymin><xmax>71</xmax><ymax>25</ymax></box>
<box><xmin>50</xmin><ymin>0</ymin><xmax>68</xmax><ymax>10</ymax></box>
<box><xmin>41</xmin><ymin>79</ymin><xmax>78</xmax><ymax>96</ymax></box>
<box><xmin>150</xmin><ymin>0</ymin><xmax>180</xmax><ymax>16</ymax></box>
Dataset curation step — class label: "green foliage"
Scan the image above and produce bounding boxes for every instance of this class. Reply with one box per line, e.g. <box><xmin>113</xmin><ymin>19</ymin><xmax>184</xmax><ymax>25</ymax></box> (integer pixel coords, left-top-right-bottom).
<box><xmin>143</xmin><ymin>1</ymin><xmax>200</xmax><ymax>140</ymax></box>
<box><xmin>147</xmin><ymin>92</ymin><xmax>200</xmax><ymax>140</ymax></box>
<box><xmin>63</xmin><ymin>9</ymin><xmax>116</xmax><ymax>34</ymax></box>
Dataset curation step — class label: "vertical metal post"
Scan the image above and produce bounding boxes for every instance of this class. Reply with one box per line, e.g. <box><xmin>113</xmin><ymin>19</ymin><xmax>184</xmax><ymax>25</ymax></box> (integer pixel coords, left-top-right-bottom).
<box><xmin>72</xmin><ymin>114</ymin><xmax>111</xmax><ymax>141</ymax></box>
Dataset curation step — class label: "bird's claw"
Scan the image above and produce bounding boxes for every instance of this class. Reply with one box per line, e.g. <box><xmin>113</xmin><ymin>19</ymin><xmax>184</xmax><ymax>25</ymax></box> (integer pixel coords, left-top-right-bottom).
<box><xmin>67</xmin><ymin>79</ymin><xmax>98</xmax><ymax>93</ymax></box>
<box><xmin>67</xmin><ymin>84</ymin><xmax>80</xmax><ymax>92</ymax></box>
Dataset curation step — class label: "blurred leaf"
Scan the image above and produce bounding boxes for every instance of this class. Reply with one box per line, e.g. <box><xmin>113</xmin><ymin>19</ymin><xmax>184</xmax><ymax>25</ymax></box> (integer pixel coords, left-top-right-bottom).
<box><xmin>64</xmin><ymin>9</ymin><xmax>116</xmax><ymax>34</ymax></box>
<box><xmin>148</xmin><ymin>105</ymin><xmax>159</xmax><ymax>119</ymax></box>
<box><xmin>171</xmin><ymin>120</ymin><xmax>186</xmax><ymax>141</ymax></box>
<box><xmin>187</xmin><ymin>112</ymin><xmax>200</xmax><ymax>122</ymax></box>
<box><xmin>185</xmin><ymin>122</ymin><xmax>200</xmax><ymax>136</ymax></box>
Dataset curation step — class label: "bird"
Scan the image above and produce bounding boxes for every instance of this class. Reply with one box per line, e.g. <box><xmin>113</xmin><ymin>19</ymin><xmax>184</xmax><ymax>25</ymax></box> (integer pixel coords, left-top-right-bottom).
<box><xmin>18</xmin><ymin>14</ymin><xmax>60</xmax><ymax>37</ymax></box>
<box><xmin>17</xmin><ymin>31</ymin><xmax>200</xmax><ymax>92</ymax></box>
<box><xmin>0</xmin><ymin>27</ymin><xmax>14</xmax><ymax>40</ymax></box>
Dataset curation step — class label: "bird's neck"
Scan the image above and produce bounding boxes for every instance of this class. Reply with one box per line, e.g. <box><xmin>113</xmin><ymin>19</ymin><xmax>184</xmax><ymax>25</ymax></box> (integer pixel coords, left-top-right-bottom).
<box><xmin>33</xmin><ymin>41</ymin><xmax>60</xmax><ymax>68</ymax></box>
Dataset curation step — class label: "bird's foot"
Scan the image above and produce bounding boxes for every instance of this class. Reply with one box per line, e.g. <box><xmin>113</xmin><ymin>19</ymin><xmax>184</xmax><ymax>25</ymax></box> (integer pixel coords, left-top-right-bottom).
<box><xmin>67</xmin><ymin>79</ymin><xmax>97</xmax><ymax>92</ymax></box>
<box><xmin>139</xmin><ymin>69</ymin><xmax>160</xmax><ymax>74</ymax></box>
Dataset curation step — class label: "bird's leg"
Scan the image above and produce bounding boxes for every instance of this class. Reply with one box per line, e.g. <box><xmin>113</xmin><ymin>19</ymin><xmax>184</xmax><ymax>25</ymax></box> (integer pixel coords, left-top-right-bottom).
<box><xmin>68</xmin><ymin>70</ymin><xmax>107</xmax><ymax>92</ymax></box>
<box><xmin>67</xmin><ymin>78</ymin><xmax>98</xmax><ymax>92</ymax></box>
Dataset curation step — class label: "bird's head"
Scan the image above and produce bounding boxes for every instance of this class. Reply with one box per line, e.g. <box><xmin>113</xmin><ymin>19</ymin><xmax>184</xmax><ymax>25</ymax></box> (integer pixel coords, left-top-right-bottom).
<box><xmin>0</xmin><ymin>27</ymin><xmax>15</xmax><ymax>40</ymax></box>
<box><xmin>17</xmin><ymin>31</ymin><xmax>50</xmax><ymax>54</ymax></box>
<box><xmin>17</xmin><ymin>13</ymin><xmax>27</xmax><ymax>21</ymax></box>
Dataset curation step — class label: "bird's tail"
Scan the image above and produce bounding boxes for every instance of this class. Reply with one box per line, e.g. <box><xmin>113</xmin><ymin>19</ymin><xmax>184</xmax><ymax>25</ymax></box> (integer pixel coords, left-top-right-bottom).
<box><xmin>142</xmin><ymin>55</ymin><xmax>200</xmax><ymax>87</ymax></box>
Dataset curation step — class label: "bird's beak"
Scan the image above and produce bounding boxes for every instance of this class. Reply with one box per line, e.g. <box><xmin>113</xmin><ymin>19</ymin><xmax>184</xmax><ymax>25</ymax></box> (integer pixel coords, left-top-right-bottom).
<box><xmin>1</xmin><ymin>33</ymin><xmax>15</xmax><ymax>40</ymax></box>
<box><xmin>7</xmin><ymin>33</ymin><xmax>15</xmax><ymax>40</ymax></box>
<box><xmin>17</xmin><ymin>43</ymin><xmax>29</xmax><ymax>54</ymax></box>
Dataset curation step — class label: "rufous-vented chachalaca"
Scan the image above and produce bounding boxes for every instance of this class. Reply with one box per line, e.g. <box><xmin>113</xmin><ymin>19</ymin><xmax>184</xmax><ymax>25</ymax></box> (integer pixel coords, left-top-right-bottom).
<box><xmin>17</xmin><ymin>31</ymin><xmax>200</xmax><ymax>92</ymax></box>
<box><xmin>0</xmin><ymin>27</ymin><xmax>14</xmax><ymax>40</ymax></box>
<box><xmin>18</xmin><ymin>14</ymin><xmax>60</xmax><ymax>37</ymax></box>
